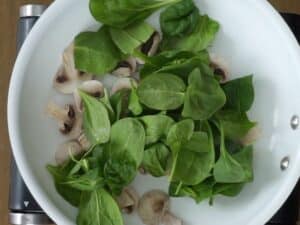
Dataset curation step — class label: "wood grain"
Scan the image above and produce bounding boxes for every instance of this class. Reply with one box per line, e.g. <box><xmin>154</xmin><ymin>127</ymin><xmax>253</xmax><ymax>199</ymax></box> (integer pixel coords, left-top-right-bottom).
<box><xmin>0</xmin><ymin>1</ymin><xmax>299</xmax><ymax>225</ymax></box>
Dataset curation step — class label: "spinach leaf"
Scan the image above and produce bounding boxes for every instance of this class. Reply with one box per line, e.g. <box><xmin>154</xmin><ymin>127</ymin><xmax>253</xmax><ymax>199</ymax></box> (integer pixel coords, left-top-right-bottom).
<box><xmin>110</xmin><ymin>89</ymin><xmax>130</xmax><ymax>121</ymax></box>
<box><xmin>89</xmin><ymin>0</ymin><xmax>181</xmax><ymax>28</ymax></box>
<box><xmin>128</xmin><ymin>85</ymin><xmax>143</xmax><ymax>116</ymax></box>
<box><xmin>232</xmin><ymin>145</ymin><xmax>253</xmax><ymax>182</ymax></box>
<box><xmin>109</xmin><ymin>22</ymin><xmax>154</xmax><ymax>54</ymax></box>
<box><xmin>77</xmin><ymin>188</ymin><xmax>123</xmax><ymax>225</ymax></box>
<box><xmin>213</xmin><ymin>183</ymin><xmax>244</xmax><ymax>197</ymax></box>
<box><xmin>137</xmin><ymin>73</ymin><xmax>186</xmax><ymax>110</ymax></box>
<box><xmin>105</xmin><ymin>118</ymin><xmax>145</xmax><ymax>168</ymax></box>
<box><xmin>216</xmin><ymin>110</ymin><xmax>256</xmax><ymax>140</ymax></box>
<box><xmin>62</xmin><ymin>169</ymin><xmax>104</xmax><ymax>191</ymax></box>
<box><xmin>140</xmin><ymin>50</ymin><xmax>210</xmax><ymax>79</ymax></box>
<box><xmin>104</xmin><ymin>158</ymin><xmax>137</xmax><ymax>195</ymax></box>
<box><xmin>142</xmin><ymin>143</ymin><xmax>170</xmax><ymax>177</ymax></box>
<box><xmin>222</xmin><ymin>75</ymin><xmax>254</xmax><ymax>112</ymax></box>
<box><xmin>182</xmin><ymin>68</ymin><xmax>226</xmax><ymax>120</ymax></box>
<box><xmin>213</xmin><ymin>120</ymin><xmax>248</xmax><ymax>183</ymax></box>
<box><xmin>169</xmin><ymin>124</ymin><xmax>214</xmax><ymax>185</ymax></box>
<box><xmin>80</xmin><ymin>91</ymin><xmax>111</xmax><ymax>145</ymax></box>
<box><xmin>47</xmin><ymin>164</ymin><xmax>82</xmax><ymax>207</ymax></box>
<box><xmin>160</xmin><ymin>0</ymin><xmax>199</xmax><ymax>37</ymax></box>
<box><xmin>166</xmin><ymin>119</ymin><xmax>194</xmax><ymax>154</ymax></box>
<box><xmin>100</xmin><ymin>89</ymin><xmax>116</xmax><ymax>122</ymax></box>
<box><xmin>162</xmin><ymin>15</ymin><xmax>219</xmax><ymax>52</ymax></box>
<box><xmin>140</xmin><ymin>114</ymin><xmax>175</xmax><ymax>145</ymax></box>
<box><xmin>74</xmin><ymin>26</ymin><xmax>123</xmax><ymax>75</ymax></box>
<box><xmin>169</xmin><ymin>178</ymin><xmax>215</xmax><ymax>203</ymax></box>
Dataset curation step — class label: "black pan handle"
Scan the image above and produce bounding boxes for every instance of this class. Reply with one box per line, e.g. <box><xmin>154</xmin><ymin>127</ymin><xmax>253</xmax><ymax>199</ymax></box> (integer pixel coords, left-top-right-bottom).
<box><xmin>9</xmin><ymin>4</ymin><xmax>54</xmax><ymax>225</ymax></box>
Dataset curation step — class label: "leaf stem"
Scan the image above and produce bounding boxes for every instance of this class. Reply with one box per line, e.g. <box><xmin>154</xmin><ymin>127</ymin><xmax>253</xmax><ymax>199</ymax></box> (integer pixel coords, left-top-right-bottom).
<box><xmin>175</xmin><ymin>181</ymin><xmax>183</xmax><ymax>195</ymax></box>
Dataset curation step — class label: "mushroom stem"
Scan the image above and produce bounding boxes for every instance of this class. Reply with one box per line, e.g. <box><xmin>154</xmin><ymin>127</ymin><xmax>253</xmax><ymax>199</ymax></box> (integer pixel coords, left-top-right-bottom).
<box><xmin>55</xmin><ymin>141</ymin><xmax>84</xmax><ymax>165</ymax></box>
<box><xmin>46</xmin><ymin>101</ymin><xmax>72</xmax><ymax>123</ymax></box>
<box><xmin>116</xmin><ymin>186</ymin><xmax>140</xmax><ymax>214</ymax></box>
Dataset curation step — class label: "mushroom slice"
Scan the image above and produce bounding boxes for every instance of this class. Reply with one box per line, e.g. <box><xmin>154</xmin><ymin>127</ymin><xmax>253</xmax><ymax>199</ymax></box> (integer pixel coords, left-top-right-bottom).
<box><xmin>112</xmin><ymin>57</ymin><xmax>137</xmax><ymax>77</ymax></box>
<box><xmin>161</xmin><ymin>211</ymin><xmax>182</xmax><ymax>225</ymax></box>
<box><xmin>55</xmin><ymin>141</ymin><xmax>84</xmax><ymax>165</ymax></box>
<box><xmin>77</xmin><ymin>132</ymin><xmax>91</xmax><ymax>150</ymax></box>
<box><xmin>138</xmin><ymin>190</ymin><xmax>169</xmax><ymax>225</ymax></box>
<box><xmin>209</xmin><ymin>53</ymin><xmax>229</xmax><ymax>83</ymax></box>
<box><xmin>116</xmin><ymin>186</ymin><xmax>139</xmax><ymax>214</ymax></box>
<box><xmin>111</xmin><ymin>78</ymin><xmax>137</xmax><ymax>95</ymax></box>
<box><xmin>240</xmin><ymin>125</ymin><xmax>261</xmax><ymax>146</ymax></box>
<box><xmin>46</xmin><ymin>101</ymin><xmax>82</xmax><ymax>139</ymax></box>
<box><xmin>74</xmin><ymin>80</ymin><xmax>104</xmax><ymax>112</ymax></box>
<box><xmin>54</xmin><ymin>43</ymin><xmax>93</xmax><ymax>94</ymax></box>
<box><xmin>141</xmin><ymin>32</ymin><xmax>161</xmax><ymax>57</ymax></box>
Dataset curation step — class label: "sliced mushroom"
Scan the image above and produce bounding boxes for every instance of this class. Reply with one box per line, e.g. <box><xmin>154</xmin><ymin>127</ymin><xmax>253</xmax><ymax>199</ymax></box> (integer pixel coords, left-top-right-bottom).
<box><xmin>54</xmin><ymin>43</ymin><xmax>93</xmax><ymax>94</ymax></box>
<box><xmin>112</xmin><ymin>57</ymin><xmax>137</xmax><ymax>77</ymax></box>
<box><xmin>137</xmin><ymin>32</ymin><xmax>161</xmax><ymax>64</ymax></box>
<box><xmin>46</xmin><ymin>101</ymin><xmax>82</xmax><ymax>139</ymax></box>
<box><xmin>116</xmin><ymin>186</ymin><xmax>139</xmax><ymax>214</ymax></box>
<box><xmin>209</xmin><ymin>53</ymin><xmax>229</xmax><ymax>83</ymax></box>
<box><xmin>161</xmin><ymin>211</ymin><xmax>182</xmax><ymax>225</ymax></box>
<box><xmin>77</xmin><ymin>132</ymin><xmax>91</xmax><ymax>150</ymax></box>
<box><xmin>138</xmin><ymin>190</ymin><xmax>169</xmax><ymax>225</ymax></box>
<box><xmin>240</xmin><ymin>126</ymin><xmax>261</xmax><ymax>146</ymax></box>
<box><xmin>55</xmin><ymin>140</ymin><xmax>84</xmax><ymax>165</ymax></box>
<box><xmin>73</xmin><ymin>80</ymin><xmax>104</xmax><ymax>112</ymax></box>
<box><xmin>111</xmin><ymin>78</ymin><xmax>137</xmax><ymax>95</ymax></box>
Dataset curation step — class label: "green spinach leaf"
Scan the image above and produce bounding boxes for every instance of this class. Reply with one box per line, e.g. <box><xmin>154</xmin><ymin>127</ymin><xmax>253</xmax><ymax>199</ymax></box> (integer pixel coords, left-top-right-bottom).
<box><xmin>80</xmin><ymin>91</ymin><xmax>111</xmax><ymax>145</ymax></box>
<box><xmin>222</xmin><ymin>75</ymin><xmax>254</xmax><ymax>112</ymax></box>
<box><xmin>160</xmin><ymin>0</ymin><xmax>199</xmax><ymax>37</ymax></box>
<box><xmin>169</xmin><ymin>178</ymin><xmax>215</xmax><ymax>203</ymax></box>
<box><xmin>77</xmin><ymin>188</ymin><xmax>123</xmax><ymax>225</ymax></box>
<box><xmin>90</xmin><ymin>0</ymin><xmax>181</xmax><ymax>28</ymax></box>
<box><xmin>105</xmin><ymin>118</ymin><xmax>145</xmax><ymax>168</ymax></box>
<box><xmin>47</xmin><ymin>163</ymin><xmax>82</xmax><ymax>207</ymax></box>
<box><xmin>74</xmin><ymin>27</ymin><xmax>123</xmax><ymax>75</ymax></box>
<box><xmin>137</xmin><ymin>73</ymin><xmax>186</xmax><ymax>110</ymax></box>
<box><xmin>170</xmin><ymin>122</ymin><xmax>214</xmax><ymax>185</ymax></box>
<box><xmin>166</xmin><ymin>119</ymin><xmax>194</xmax><ymax>154</ymax></box>
<box><xmin>213</xmin><ymin>183</ymin><xmax>244</xmax><ymax>197</ymax></box>
<box><xmin>110</xmin><ymin>89</ymin><xmax>131</xmax><ymax>121</ymax></box>
<box><xmin>104</xmin><ymin>158</ymin><xmax>137</xmax><ymax>195</ymax></box>
<box><xmin>213</xmin><ymin>120</ymin><xmax>248</xmax><ymax>183</ymax></box>
<box><xmin>109</xmin><ymin>22</ymin><xmax>154</xmax><ymax>54</ymax></box>
<box><xmin>140</xmin><ymin>50</ymin><xmax>210</xmax><ymax>79</ymax></box>
<box><xmin>140</xmin><ymin>114</ymin><xmax>175</xmax><ymax>145</ymax></box>
<box><xmin>128</xmin><ymin>85</ymin><xmax>143</xmax><ymax>116</ymax></box>
<box><xmin>182</xmin><ymin>68</ymin><xmax>226</xmax><ymax>120</ymax></box>
<box><xmin>142</xmin><ymin>143</ymin><xmax>171</xmax><ymax>177</ymax></box>
<box><xmin>162</xmin><ymin>15</ymin><xmax>219</xmax><ymax>52</ymax></box>
<box><xmin>216</xmin><ymin>110</ymin><xmax>256</xmax><ymax>140</ymax></box>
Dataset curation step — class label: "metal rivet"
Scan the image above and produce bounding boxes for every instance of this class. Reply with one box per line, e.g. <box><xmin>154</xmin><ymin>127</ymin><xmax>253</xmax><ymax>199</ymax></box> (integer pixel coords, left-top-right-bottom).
<box><xmin>291</xmin><ymin>115</ymin><xmax>299</xmax><ymax>130</ymax></box>
<box><xmin>280</xmin><ymin>157</ymin><xmax>290</xmax><ymax>171</ymax></box>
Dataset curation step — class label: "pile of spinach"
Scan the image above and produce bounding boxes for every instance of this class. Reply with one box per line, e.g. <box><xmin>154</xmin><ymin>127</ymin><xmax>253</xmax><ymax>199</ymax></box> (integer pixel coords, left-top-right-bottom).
<box><xmin>48</xmin><ymin>0</ymin><xmax>257</xmax><ymax>224</ymax></box>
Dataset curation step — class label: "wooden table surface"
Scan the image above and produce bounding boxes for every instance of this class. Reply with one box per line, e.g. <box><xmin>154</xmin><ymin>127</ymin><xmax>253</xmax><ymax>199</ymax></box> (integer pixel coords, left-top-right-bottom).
<box><xmin>0</xmin><ymin>1</ymin><xmax>299</xmax><ymax>225</ymax></box>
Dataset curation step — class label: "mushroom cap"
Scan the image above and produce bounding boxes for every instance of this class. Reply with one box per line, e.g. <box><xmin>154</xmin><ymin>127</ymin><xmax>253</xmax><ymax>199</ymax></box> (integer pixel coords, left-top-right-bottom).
<box><xmin>138</xmin><ymin>190</ymin><xmax>170</xmax><ymax>225</ymax></box>
<box><xmin>161</xmin><ymin>211</ymin><xmax>182</xmax><ymax>225</ymax></box>
<box><xmin>53</xmin><ymin>43</ymin><xmax>93</xmax><ymax>94</ymax></box>
<box><xmin>74</xmin><ymin>80</ymin><xmax>104</xmax><ymax>112</ymax></box>
<box><xmin>55</xmin><ymin>141</ymin><xmax>84</xmax><ymax>165</ymax></box>
<box><xmin>137</xmin><ymin>32</ymin><xmax>161</xmax><ymax>64</ymax></box>
<box><xmin>111</xmin><ymin>78</ymin><xmax>137</xmax><ymax>95</ymax></box>
<box><xmin>112</xmin><ymin>57</ymin><xmax>137</xmax><ymax>77</ymax></box>
<box><xmin>209</xmin><ymin>53</ymin><xmax>229</xmax><ymax>83</ymax></box>
<box><xmin>77</xmin><ymin>132</ymin><xmax>91</xmax><ymax>150</ymax></box>
<box><xmin>46</xmin><ymin>101</ymin><xmax>83</xmax><ymax>139</ymax></box>
<box><xmin>116</xmin><ymin>186</ymin><xmax>139</xmax><ymax>214</ymax></box>
<box><xmin>240</xmin><ymin>125</ymin><xmax>261</xmax><ymax>146</ymax></box>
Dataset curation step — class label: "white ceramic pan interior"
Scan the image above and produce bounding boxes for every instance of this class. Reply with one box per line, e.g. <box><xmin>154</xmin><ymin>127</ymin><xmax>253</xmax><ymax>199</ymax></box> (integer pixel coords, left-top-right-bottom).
<box><xmin>8</xmin><ymin>0</ymin><xmax>300</xmax><ymax>225</ymax></box>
